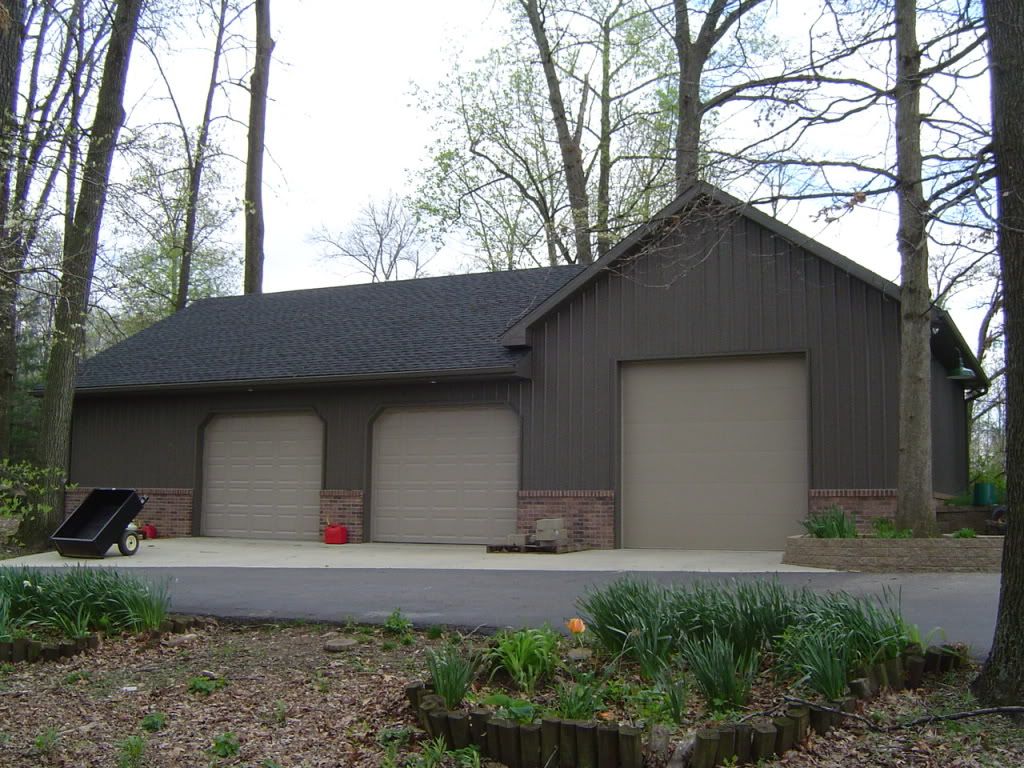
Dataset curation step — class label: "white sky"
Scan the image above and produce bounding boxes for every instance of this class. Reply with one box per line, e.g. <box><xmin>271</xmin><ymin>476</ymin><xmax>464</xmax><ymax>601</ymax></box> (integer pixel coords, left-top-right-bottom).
<box><xmin>123</xmin><ymin>0</ymin><xmax>988</xmax><ymax>353</ymax></box>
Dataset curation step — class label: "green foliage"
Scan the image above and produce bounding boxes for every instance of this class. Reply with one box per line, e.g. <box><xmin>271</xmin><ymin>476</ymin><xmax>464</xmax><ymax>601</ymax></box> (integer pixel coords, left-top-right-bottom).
<box><xmin>140</xmin><ymin>712</ymin><xmax>167</xmax><ymax>732</ymax></box>
<box><xmin>554</xmin><ymin>679</ymin><xmax>603</xmax><ymax>720</ymax></box>
<box><xmin>116</xmin><ymin>734</ymin><xmax>146</xmax><ymax>768</ymax></box>
<box><xmin>34</xmin><ymin>726</ymin><xmax>59</xmax><ymax>754</ymax></box>
<box><xmin>656</xmin><ymin>672</ymin><xmax>689</xmax><ymax>726</ymax></box>
<box><xmin>777</xmin><ymin>627</ymin><xmax>849</xmax><ymax>700</ymax></box>
<box><xmin>0</xmin><ymin>594</ymin><xmax>14</xmax><ymax>642</ymax></box>
<box><xmin>681</xmin><ymin>632</ymin><xmax>759</xmax><ymax>714</ymax></box>
<box><xmin>872</xmin><ymin>518</ymin><xmax>913</xmax><ymax>539</ymax></box>
<box><xmin>384</xmin><ymin>609</ymin><xmax>413</xmax><ymax>637</ymax></box>
<box><xmin>426</xmin><ymin>644</ymin><xmax>476</xmax><ymax>709</ymax></box>
<box><xmin>802</xmin><ymin>505</ymin><xmax>858</xmax><ymax>538</ymax></box>
<box><xmin>486</xmin><ymin>626</ymin><xmax>560</xmax><ymax>693</ymax></box>
<box><xmin>0</xmin><ymin>566</ymin><xmax>170</xmax><ymax>638</ymax></box>
<box><xmin>188</xmin><ymin>675</ymin><xmax>228</xmax><ymax>696</ymax></box>
<box><xmin>481</xmin><ymin>693</ymin><xmax>538</xmax><ymax>724</ymax></box>
<box><xmin>427</xmin><ymin>625</ymin><xmax>445</xmax><ymax>640</ymax></box>
<box><xmin>952</xmin><ymin>527</ymin><xmax>977</xmax><ymax>538</ymax></box>
<box><xmin>0</xmin><ymin>460</ymin><xmax>68</xmax><ymax>543</ymax></box>
<box><xmin>576</xmin><ymin>577</ymin><xmax>671</xmax><ymax>658</ymax></box>
<box><xmin>209</xmin><ymin>731</ymin><xmax>240</xmax><ymax>759</ymax></box>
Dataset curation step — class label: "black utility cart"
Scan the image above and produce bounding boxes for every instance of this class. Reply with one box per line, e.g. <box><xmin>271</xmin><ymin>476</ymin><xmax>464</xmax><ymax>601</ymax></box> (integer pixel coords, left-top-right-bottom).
<box><xmin>50</xmin><ymin>488</ymin><xmax>148</xmax><ymax>558</ymax></box>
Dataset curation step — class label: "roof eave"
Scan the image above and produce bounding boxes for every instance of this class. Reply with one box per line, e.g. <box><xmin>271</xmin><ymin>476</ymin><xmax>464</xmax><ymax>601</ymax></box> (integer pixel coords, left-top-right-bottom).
<box><xmin>71</xmin><ymin>365</ymin><xmax>523</xmax><ymax>397</ymax></box>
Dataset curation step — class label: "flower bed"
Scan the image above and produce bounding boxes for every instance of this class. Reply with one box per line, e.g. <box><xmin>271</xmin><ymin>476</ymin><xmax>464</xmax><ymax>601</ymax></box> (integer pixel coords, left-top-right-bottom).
<box><xmin>0</xmin><ymin>566</ymin><xmax>173</xmax><ymax>665</ymax></box>
<box><xmin>782</xmin><ymin>534</ymin><xmax>1003</xmax><ymax>572</ymax></box>
<box><xmin>392</xmin><ymin>578</ymin><xmax>980</xmax><ymax>767</ymax></box>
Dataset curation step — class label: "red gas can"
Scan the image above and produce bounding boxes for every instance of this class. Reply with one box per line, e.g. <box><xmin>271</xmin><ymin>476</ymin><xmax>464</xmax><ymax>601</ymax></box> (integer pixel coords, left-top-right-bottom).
<box><xmin>323</xmin><ymin>524</ymin><xmax>347</xmax><ymax>545</ymax></box>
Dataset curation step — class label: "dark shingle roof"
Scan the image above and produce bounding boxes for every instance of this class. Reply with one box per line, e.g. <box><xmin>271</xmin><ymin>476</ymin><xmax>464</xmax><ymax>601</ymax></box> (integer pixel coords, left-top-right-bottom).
<box><xmin>75</xmin><ymin>266</ymin><xmax>584</xmax><ymax>391</ymax></box>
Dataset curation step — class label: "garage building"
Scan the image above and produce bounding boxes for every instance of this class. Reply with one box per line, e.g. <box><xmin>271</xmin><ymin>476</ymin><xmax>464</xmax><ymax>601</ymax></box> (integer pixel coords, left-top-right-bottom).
<box><xmin>66</xmin><ymin>184</ymin><xmax>984</xmax><ymax>550</ymax></box>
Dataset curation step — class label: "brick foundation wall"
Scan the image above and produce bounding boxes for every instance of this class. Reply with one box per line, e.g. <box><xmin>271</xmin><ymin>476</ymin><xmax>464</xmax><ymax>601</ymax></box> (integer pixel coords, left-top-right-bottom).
<box><xmin>809</xmin><ymin>489</ymin><xmax>898</xmax><ymax>535</ymax></box>
<box><xmin>320</xmin><ymin>490</ymin><xmax>364</xmax><ymax>543</ymax></box>
<box><xmin>64</xmin><ymin>488</ymin><xmax>193</xmax><ymax>538</ymax></box>
<box><xmin>810</xmin><ymin>490</ymin><xmax>995</xmax><ymax>535</ymax></box>
<box><xmin>783</xmin><ymin>534</ymin><xmax>1003</xmax><ymax>572</ymax></box>
<box><xmin>517</xmin><ymin>491</ymin><xmax>615</xmax><ymax>550</ymax></box>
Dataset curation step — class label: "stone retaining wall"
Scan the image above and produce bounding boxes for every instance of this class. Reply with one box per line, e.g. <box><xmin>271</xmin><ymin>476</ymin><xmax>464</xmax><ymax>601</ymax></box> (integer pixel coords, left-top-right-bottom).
<box><xmin>782</xmin><ymin>534</ymin><xmax>1003</xmax><ymax>572</ymax></box>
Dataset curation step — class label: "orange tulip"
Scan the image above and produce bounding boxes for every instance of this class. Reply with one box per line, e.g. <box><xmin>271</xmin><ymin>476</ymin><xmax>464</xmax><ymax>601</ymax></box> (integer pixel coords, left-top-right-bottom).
<box><xmin>566</xmin><ymin>617</ymin><xmax>586</xmax><ymax>635</ymax></box>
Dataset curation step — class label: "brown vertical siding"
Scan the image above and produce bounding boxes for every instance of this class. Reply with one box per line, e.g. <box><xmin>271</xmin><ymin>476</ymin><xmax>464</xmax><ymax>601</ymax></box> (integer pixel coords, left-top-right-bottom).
<box><xmin>521</xmin><ymin>211</ymin><xmax>909</xmax><ymax>491</ymax></box>
<box><xmin>931</xmin><ymin>357</ymin><xmax>969</xmax><ymax>495</ymax></box>
<box><xmin>70</xmin><ymin>380</ymin><xmax>530</xmax><ymax>491</ymax></box>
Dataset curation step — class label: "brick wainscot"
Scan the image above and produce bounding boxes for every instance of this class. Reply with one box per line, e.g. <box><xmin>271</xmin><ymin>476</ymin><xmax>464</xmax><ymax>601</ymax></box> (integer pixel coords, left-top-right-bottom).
<box><xmin>517</xmin><ymin>490</ymin><xmax>615</xmax><ymax>550</ymax></box>
<box><xmin>64</xmin><ymin>488</ymin><xmax>193</xmax><ymax>538</ymax></box>
<box><xmin>320</xmin><ymin>490</ymin><xmax>364</xmax><ymax>543</ymax></box>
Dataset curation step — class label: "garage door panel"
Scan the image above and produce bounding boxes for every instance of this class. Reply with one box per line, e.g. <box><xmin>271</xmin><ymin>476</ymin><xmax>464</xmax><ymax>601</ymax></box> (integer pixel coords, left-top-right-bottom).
<box><xmin>372</xmin><ymin>406</ymin><xmax>519</xmax><ymax>544</ymax></box>
<box><xmin>203</xmin><ymin>412</ymin><xmax>323</xmax><ymax>539</ymax></box>
<box><xmin>622</xmin><ymin>356</ymin><xmax>807</xmax><ymax>550</ymax></box>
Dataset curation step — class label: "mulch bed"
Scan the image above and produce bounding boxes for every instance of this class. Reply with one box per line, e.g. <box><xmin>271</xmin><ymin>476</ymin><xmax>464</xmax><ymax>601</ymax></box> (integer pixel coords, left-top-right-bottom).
<box><xmin>0</xmin><ymin>622</ymin><xmax>1021</xmax><ymax>767</ymax></box>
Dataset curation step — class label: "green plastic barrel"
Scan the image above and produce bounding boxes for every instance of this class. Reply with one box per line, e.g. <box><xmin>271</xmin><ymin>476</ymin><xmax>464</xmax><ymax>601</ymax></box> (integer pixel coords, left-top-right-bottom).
<box><xmin>973</xmin><ymin>482</ymin><xmax>996</xmax><ymax>507</ymax></box>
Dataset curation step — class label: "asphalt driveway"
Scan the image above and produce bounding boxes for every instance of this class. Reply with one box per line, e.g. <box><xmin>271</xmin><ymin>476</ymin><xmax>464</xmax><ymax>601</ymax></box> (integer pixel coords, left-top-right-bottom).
<box><xmin>121</xmin><ymin>566</ymin><xmax>999</xmax><ymax>658</ymax></box>
<box><xmin>5</xmin><ymin>540</ymin><xmax>1000</xmax><ymax>657</ymax></box>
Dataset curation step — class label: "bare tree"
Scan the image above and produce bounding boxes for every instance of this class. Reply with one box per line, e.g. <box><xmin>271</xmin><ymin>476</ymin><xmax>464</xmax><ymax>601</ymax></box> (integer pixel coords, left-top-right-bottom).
<box><xmin>313</xmin><ymin>196</ymin><xmax>432</xmax><ymax>283</ymax></box>
<box><xmin>971</xmin><ymin>0</ymin><xmax>1024</xmax><ymax>708</ymax></box>
<box><xmin>33</xmin><ymin>0</ymin><xmax>142</xmax><ymax>542</ymax></box>
<box><xmin>521</xmin><ymin>0</ymin><xmax>594</xmax><ymax>264</ymax></box>
<box><xmin>242</xmin><ymin>0</ymin><xmax>272</xmax><ymax>294</ymax></box>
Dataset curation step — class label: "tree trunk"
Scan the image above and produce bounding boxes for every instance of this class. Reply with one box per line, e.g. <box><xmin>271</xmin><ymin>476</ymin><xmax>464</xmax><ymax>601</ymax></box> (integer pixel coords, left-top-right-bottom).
<box><xmin>971</xmin><ymin>0</ymin><xmax>1024</xmax><ymax>707</ymax></box>
<box><xmin>893</xmin><ymin>0</ymin><xmax>935</xmax><ymax>537</ymax></box>
<box><xmin>32</xmin><ymin>0</ymin><xmax>141</xmax><ymax>542</ymax></box>
<box><xmin>176</xmin><ymin>0</ymin><xmax>229</xmax><ymax>311</ymax></box>
<box><xmin>673</xmin><ymin>2</ymin><xmax>702</xmax><ymax>195</ymax></box>
<box><xmin>595</xmin><ymin>16</ymin><xmax>612</xmax><ymax>256</ymax></box>
<box><xmin>243</xmin><ymin>0</ymin><xmax>273</xmax><ymax>294</ymax></box>
<box><xmin>0</xmin><ymin>0</ymin><xmax>25</xmax><ymax>459</ymax></box>
<box><xmin>521</xmin><ymin>0</ymin><xmax>592</xmax><ymax>265</ymax></box>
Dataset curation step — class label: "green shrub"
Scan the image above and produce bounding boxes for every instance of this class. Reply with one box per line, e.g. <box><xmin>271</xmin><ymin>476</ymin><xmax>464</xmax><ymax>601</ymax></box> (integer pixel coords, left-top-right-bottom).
<box><xmin>872</xmin><ymin>518</ymin><xmax>912</xmax><ymax>539</ymax></box>
<box><xmin>486</xmin><ymin>627</ymin><xmax>560</xmax><ymax>693</ymax></box>
<box><xmin>802</xmin><ymin>505</ymin><xmax>858</xmax><ymax>538</ymax></box>
<box><xmin>554</xmin><ymin>679</ymin><xmax>603</xmax><ymax>720</ymax></box>
<box><xmin>116</xmin><ymin>734</ymin><xmax>146</xmax><ymax>768</ymax></box>
<box><xmin>952</xmin><ymin>527</ymin><xmax>977</xmax><ymax>538</ymax></box>
<box><xmin>384</xmin><ymin>609</ymin><xmax>412</xmax><ymax>637</ymax></box>
<box><xmin>426</xmin><ymin>644</ymin><xmax>476</xmax><ymax>709</ymax></box>
<box><xmin>209</xmin><ymin>731</ymin><xmax>240</xmax><ymax>758</ymax></box>
<box><xmin>140</xmin><ymin>712</ymin><xmax>167</xmax><ymax>732</ymax></box>
<box><xmin>681</xmin><ymin>632</ymin><xmax>759</xmax><ymax>714</ymax></box>
<box><xmin>188</xmin><ymin>675</ymin><xmax>228</xmax><ymax>696</ymax></box>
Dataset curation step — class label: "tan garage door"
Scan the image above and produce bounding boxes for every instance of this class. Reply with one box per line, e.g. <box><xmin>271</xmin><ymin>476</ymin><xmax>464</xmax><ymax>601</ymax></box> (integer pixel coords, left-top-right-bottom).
<box><xmin>202</xmin><ymin>412</ymin><xmax>323</xmax><ymax>539</ymax></box>
<box><xmin>372</xmin><ymin>406</ymin><xmax>519</xmax><ymax>544</ymax></box>
<box><xmin>621</xmin><ymin>356</ymin><xmax>808</xmax><ymax>550</ymax></box>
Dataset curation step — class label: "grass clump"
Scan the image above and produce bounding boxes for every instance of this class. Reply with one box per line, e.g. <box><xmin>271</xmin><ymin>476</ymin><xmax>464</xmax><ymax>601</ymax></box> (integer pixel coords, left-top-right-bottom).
<box><xmin>872</xmin><ymin>518</ymin><xmax>913</xmax><ymax>539</ymax></box>
<box><xmin>802</xmin><ymin>504</ymin><xmax>858</xmax><ymax>538</ymax></box>
<box><xmin>682</xmin><ymin>632</ymin><xmax>759</xmax><ymax>714</ymax></box>
<box><xmin>777</xmin><ymin>626</ymin><xmax>849</xmax><ymax>700</ymax></box>
<box><xmin>188</xmin><ymin>675</ymin><xmax>228</xmax><ymax>696</ymax></box>
<box><xmin>209</xmin><ymin>731</ymin><xmax>240</xmax><ymax>758</ymax></box>
<box><xmin>116</xmin><ymin>734</ymin><xmax>146</xmax><ymax>768</ymax></box>
<box><xmin>486</xmin><ymin>627</ymin><xmax>560</xmax><ymax>694</ymax></box>
<box><xmin>952</xmin><ymin>527</ymin><xmax>977</xmax><ymax>538</ymax></box>
<box><xmin>426</xmin><ymin>644</ymin><xmax>476</xmax><ymax>709</ymax></box>
<box><xmin>384</xmin><ymin>609</ymin><xmax>413</xmax><ymax>637</ymax></box>
<box><xmin>554</xmin><ymin>679</ymin><xmax>603</xmax><ymax>720</ymax></box>
<box><xmin>140</xmin><ymin>712</ymin><xmax>167</xmax><ymax>732</ymax></box>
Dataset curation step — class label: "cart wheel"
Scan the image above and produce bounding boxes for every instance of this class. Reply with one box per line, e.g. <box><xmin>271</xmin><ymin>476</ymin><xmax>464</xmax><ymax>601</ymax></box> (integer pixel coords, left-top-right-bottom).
<box><xmin>118</xmin><ymin>531</ymin><xmax>140</xmax><ymax>556</ymax></box>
